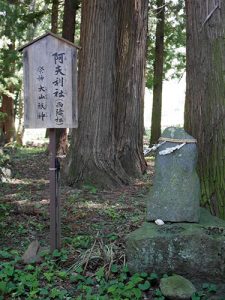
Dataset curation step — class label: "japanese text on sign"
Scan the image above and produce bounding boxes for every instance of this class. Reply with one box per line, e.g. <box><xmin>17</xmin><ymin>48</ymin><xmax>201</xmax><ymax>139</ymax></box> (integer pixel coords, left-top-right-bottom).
<box><xmin>52</xmin><ymin>52</ymin><xmax>66</xmax><ymax>126</ymax></box>
<box><xmin>37</xmin><ymin>66</ymin><xmax>48</xmax><ymax>122</ymax></box>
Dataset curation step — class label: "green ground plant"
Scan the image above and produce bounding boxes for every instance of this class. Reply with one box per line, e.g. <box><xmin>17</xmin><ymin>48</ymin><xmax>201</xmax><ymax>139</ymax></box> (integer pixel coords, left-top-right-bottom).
<box><xmin>1</xmin><ymin>246</ymin><xmax>219</xmax><ymax>300</ymax></box>
<box><xmin>0</xmin><ymin>248</ymin><xmax>163</xmax><ymax>300</ymax></box>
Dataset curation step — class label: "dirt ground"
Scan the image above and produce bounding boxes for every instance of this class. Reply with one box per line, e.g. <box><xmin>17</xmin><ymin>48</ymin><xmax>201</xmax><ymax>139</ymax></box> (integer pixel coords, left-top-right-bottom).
<box><xmin>0</xmin><ymin>146</ymin><xmax>152</xmax><ymax>263</ymax></box>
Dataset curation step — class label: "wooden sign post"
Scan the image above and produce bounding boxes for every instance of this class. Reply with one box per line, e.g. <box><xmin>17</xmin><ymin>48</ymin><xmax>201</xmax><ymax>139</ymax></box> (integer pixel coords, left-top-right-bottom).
<box><xmin>19</xmin><ymin>32</ymin><xmax>79</xmax><ymax>251</ymax></box>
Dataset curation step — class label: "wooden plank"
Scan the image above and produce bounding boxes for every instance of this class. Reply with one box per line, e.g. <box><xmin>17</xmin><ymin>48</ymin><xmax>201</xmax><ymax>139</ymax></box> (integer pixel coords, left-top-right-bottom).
<box><xmin>49</xmin><ymin>128</ymin><xmax>61</xmax><ymax>251</ymax></box>
<box><xmin>23</xmin><ymin>34</ymin><xmax>78</xmax><ymax>128</ymax></box>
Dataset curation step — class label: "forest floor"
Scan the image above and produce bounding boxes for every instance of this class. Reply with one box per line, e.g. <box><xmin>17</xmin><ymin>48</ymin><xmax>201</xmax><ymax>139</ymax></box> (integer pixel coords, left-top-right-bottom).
<box><xmin>0</xmin><ymin>146</ymin><xmax>225</xmax><ymax>299</ymax></box>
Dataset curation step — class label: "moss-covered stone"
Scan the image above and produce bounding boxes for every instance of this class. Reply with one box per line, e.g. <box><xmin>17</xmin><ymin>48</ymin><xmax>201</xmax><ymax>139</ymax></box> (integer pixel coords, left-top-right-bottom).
<box><xmin>126</xmin><ymin>208</ymin><xmax>225</xmax><ymax>281</ymax></box>
<box><xmin>160</xmin><ymin>275</ymin><xmax>196</xmax><ymax>300</ymax></box>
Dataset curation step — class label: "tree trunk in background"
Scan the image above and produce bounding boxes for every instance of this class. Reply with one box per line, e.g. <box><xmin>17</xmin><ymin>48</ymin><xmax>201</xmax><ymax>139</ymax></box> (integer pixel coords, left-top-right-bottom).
<box><xmin>185</xmin><ymin>0</ymin><xmax>225</xmax><ymax>218</ymax></box>
<box><xmin>65</xmin><ymin>0</ymin><xmax>147</xmax><ymax>187</ymax></box>
<box><xmin>16</xmin><ymin>91</ymin><xmax>24</xmax><ymax>145</ymax></box>
<box><xmin>62</xmin><ymin>0</ymin><xmax>80</xmax><ymax>41</ymax></box>
<box><xmin>0</xmin><ymin>2</ymin><xmax>17</xmax><ymax>145</ymax></box>
<box><xmin>150</xmin><ymin>0</ymin><xmax>165</xmax><ymax>145</ymax></box>
<box><xmin>0</xmin><ymin>93</ymin><xmax>15</xmax><ymax>143</ymax></box>
<box><xmin>0</xmin><ymin>43</ymin><xmax>16</xmax><ymax>144</ymax></box>
<box><xmin>115</xmin><ymin>0</ymin><xmax>147</xmax><ymax>176</ymax></box>
<box><xmin>55</xmin><ymin>0</ymin><xmax>80</xmax><ymax>155</ymax></box>
<box><xmin>26</xmin><ymin>0</ymin><xmax>37</xmax><ymax>40</ymax></box>
<box><xmin>51</xmin><ymin>0</ymin><xmax>59</xmax><ymax>34</ymax></box>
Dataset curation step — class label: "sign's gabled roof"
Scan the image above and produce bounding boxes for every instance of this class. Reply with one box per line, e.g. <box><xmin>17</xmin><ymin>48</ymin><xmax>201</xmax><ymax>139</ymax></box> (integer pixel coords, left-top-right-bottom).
<box><xmin>18</xmin><ymin>31</ymin><xmax>81</xmax><ymax>52</ymax></box>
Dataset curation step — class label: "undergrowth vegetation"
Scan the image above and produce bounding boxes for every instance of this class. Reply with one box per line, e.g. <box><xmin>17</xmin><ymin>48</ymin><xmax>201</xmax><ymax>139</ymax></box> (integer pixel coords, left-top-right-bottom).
<box><xmin>0</xmin><ymin>247</ymin><xmax>220</xmax><ymax>300</ymax></box>
<box><xmin>0</xmin><ymin>146</ymin><xmax>224</xmax><ymax>299</ymax></box>
<box><xmin>0</xmin><ymin>247</ymin><xmax>164</xmax><ymax>299</ymax></box>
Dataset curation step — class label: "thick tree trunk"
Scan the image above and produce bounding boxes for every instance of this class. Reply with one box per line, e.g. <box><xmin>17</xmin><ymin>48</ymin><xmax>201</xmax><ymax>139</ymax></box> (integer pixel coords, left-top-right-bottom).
<box><xmin>115</xmin><ymin>0</ymin><xmax>147</xmax><ymax>176</ymax></box>
<box><xmin>55</xmin><ymin>0</ymin><xmax>80</xmax><ymax>155</ymax></box>
<box><xmin>65</xmin><ymin>0</ymin><xmax>147</xmax><ymax>187</ymax></box>
<box><xmin>185</xmin><ymin>0</ymin><xmax>225</xmax><ymax>218</ymax></box>
<box><xmin>150</xmin><ymin>0</ymin><xmax>165</xmax><ymax>145</ymax></box>
<box><xmin>65</xmin><ymin>0</ymin><xmax>128</xmax><ymax>187</ymax></box>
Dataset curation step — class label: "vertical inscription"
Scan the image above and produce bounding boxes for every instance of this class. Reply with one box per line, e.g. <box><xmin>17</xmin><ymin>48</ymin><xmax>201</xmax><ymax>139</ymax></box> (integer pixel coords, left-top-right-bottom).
<box><xmin>52</xmin><ymin>52</ymin><xmax>66</xmax><ymax>126</ymax></box>
<box><xmin>36</xmin><ymin>66</ymin><xmax>48</xmax><ymax>122</ymax></box>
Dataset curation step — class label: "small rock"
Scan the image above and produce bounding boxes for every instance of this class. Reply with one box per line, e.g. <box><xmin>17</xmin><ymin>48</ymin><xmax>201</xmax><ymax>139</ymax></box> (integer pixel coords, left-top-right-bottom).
<box><xmin>22</xmin><ymin>240</ymin><xmax>42</xmax><ymax>264</ymax></box>
<box><xmin>160</xmin><ymin>274</ymin><xmax>196</xmax><ymax>300</ymax></box>
<box><xmin>155</xmin><ymin>219</ymin><xmax>164</xmax><ymax>225</ymax></box>
<box><xmin>0</xmin><ymin>167</ymin><xmax>11</xmax><ymax>182</ymax></box>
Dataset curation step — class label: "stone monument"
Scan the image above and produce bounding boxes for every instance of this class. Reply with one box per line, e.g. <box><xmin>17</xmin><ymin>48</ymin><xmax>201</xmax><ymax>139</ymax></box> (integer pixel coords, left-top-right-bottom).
<box><xmin>126</xmin><ymin>127</ymin><xmax>225</xmax><ymax>282</ymax></box>
<box><xmin>147</xmin><ymin>127</ymin><xmax>200</xmax><ymax>222</ymax></box>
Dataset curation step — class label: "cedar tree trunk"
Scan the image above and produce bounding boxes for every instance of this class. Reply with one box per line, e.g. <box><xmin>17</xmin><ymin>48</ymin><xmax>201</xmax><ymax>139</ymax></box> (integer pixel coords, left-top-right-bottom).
<box><xmin>65</xmin><ymin>0</ymin><xmax>147</xmax><ymax>187</ymax></box>
<box><xmin>62</xmin><ymin>0</ymin><xmax>80</xmax><ymax>41</ymax></box>
<box><xmin>150</xmin><ymin>0</ymin><xmax>165</xmax><ymax>145</ymax></box>
<box><xmin>185</xmin><ymin>0</ymin><xmax>225</xmax><ymax>218</ymax></box>
<box><xmin>0</xmin><ymin>43</ymin><xmax>16</xmax><ymax>144</ymax></box>
<box><xmin>51</xmin><ymin>0</ymin><xmax>59</xmax><ymax>34</ymax></box>
<box><xmin>0</xmin><ymin>93</ymin><xmax>15</xmax><ymax>143</ymax></box>
<box><xmin>115</xmin><ymin>0</ymin><xmax>147</xmax><ymax>176</ymax></box>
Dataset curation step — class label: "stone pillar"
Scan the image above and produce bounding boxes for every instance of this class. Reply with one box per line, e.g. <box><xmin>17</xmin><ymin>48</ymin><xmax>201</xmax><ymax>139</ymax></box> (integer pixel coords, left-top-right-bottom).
<box><xmin>146</xmin><ymin>127</ymin><xmax>200</xmax><ymax>223</ymax></box>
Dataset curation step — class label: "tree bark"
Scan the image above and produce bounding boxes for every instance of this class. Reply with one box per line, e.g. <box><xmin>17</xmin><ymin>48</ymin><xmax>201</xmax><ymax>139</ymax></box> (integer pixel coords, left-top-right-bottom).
<box><xmin>51</xmin><ymin>0</ymin><xmax>59</xmax><ymax>34</ymax></box>
<box><xmin>65</xmin><ymin>0</ymin><xmax>147</xmax><ymax>187</ymax></box>
<box><xmin>62</xmin><ymin>0</ymin><xmax>80</xmax><ymax>42</ymax></box>
<box><xmin>15</xmin><ymin>91</ymin><xmax>24</xmax><ymax>146</ymax></box>
<box><xmin>0</xmin><ymin>93</ymin><xmax>15</xmax><ymax>143</ymax></box>
<box><xmin>0</xmin><ymin>3</ymin><xmax>17</xmax><ymax>145</ymax></box>
<box><xmin>150</xmin><ymin>0</ymin><xmax>165</xmax><ymax>145</ymax></box>
<box><xmin>185</xmin><ymin>0</ymin><xmax>225</xmax><ymax>218</ymax></box>
<box><xmin>115</xmin><ymin>0</ymin><xmax>148</xmax><ymax>176</ymax></box>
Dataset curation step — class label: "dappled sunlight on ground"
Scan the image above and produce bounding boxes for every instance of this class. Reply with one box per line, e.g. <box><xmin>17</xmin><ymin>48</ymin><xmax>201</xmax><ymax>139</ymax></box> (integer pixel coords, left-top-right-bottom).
<box><xmin>0</xmin><ymin>147</ymin><xmax>152</xmax><ymax>252</ymax></box>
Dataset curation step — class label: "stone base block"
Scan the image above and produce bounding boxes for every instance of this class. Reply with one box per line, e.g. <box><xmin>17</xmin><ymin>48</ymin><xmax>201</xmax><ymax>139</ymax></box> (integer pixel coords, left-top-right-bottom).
<box><xmin>126</xmin><ymin>209</ymin><xmax>225</xmax><ymax>282</ymax></box>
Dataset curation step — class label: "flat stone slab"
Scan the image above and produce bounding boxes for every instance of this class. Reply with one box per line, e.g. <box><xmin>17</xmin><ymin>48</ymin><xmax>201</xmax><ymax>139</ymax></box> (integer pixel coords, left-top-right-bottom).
<box><xmin>126</xmin><ymin>209</ymin><xmax>225</xmax><ymax>282</ymax></box>
<box><xmin>147</xmin><ymin>127</ymin><xmax>200</xmax><ymax>222</ymax></box>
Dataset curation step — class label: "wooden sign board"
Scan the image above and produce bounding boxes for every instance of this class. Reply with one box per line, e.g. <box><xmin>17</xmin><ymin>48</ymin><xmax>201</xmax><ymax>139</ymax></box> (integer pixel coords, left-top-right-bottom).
<box><xmin>19</xmin><ymin>32</ymin><xmax>78</xmax><ymax>128</ymax></box>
